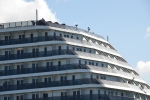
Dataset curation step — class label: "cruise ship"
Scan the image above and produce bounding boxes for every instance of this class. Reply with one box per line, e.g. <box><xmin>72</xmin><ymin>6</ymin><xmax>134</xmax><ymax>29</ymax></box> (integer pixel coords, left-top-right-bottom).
<box><xmin>0</xmin><ymin>19</ymin><xmax>149</xmax><ymax>100</ymax></box>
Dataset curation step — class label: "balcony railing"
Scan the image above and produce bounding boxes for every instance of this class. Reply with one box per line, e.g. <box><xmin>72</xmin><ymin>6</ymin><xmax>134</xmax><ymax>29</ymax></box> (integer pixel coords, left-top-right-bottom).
<box><xmin>0</xmin><ymin>64</ymin><xmax>144</xmax><ymax>85</ymax></box>
<box><xmin>0</xmin><ymin>20</ymin><xmax>106</xmax><ymax>41</ymax></box>
<box><xmin>63</xmin><ymin>37</ymin><xmax>118</xmax><ymax>55</ymax></box>
<box><xmin>24</xmin><ymin>94</ymin><xmax>135</xmax><ymax>100</ymax></box>
<box><xmin>0</xmin><ymin>64</ymin><xmax>88</xmax><ymax>76</ymax></box>
<box><xmin>0</xmin><ymin>49</ymin><xmax>75</xmax><ymax>61</ymax></box>
<box><xmin>97</xmin><ymin>79</ymin><xmax>144</xmax><ymax>92</ymax></box>
<box><xmin>87</xmin><ymin>65</ymin><xmax>144</xmax><ymax>81</ymax></box>
<box><xmin>75</xmin><ymin>51</ymin><xmax>131</xmax><ymax>69</ymax></box>
<box><xmin>0</xmin><ymin>36</ymin><xmax>64</xmax><ymax>46</ymax></box>
<box><xmin>0</xmin><ymin>78</ymin><xmax>99</xmax><ymax>92</ymax></box>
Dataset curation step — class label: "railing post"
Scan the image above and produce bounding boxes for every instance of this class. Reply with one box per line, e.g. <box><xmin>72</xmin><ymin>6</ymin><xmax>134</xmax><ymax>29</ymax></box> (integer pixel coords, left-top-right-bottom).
<box><xmin>52</xmin><ymin>90</ymin><xmax>53</xmax><ymax>100</ymax></box>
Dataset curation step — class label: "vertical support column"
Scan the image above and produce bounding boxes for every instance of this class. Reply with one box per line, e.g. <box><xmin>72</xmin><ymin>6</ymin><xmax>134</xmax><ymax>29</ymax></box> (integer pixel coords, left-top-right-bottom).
<box><xmin>24</xmin><ymin>62</ymin><xmax>28</xmax><ymax>69</ymax></box>
<box><xmin>38</xmin><ymin>61</ymin><xmax>42</xmax><ymax>68</ymax></box>
<box><xmin>0</xmin><ymin>34</ymin><xmax>2</xmax><ymax>45</ymax></box>
<box><xmin>38</xmin><ymin>31</ymin><xmax>42</xmax><ymax>41</ymax></box>
<box><xmin>81</xmin><ymin>89</ymin><xmax>85</xmax><ymax>99</ymax></box>
<box><xmin>10</xmin><ymin>94</ymin><xmax>14</xmax><ymax>100</ymax></box>
<box><xmin>0</xmin><ymin>49</ymin><xmax>1</xmax><ymax>56</ymax></box>
<box><xmin>10</xmin><ymin>63</ymin><xmax>15</xmax><ymax>70</ymax></box>
<box><xmin>24</xmin><ymin>47</ymin><xmax>28</xmax><ymax>58</ymax></box>
<box><xmin>52</xmin><ymin>45</ymin><xmax>56</xmax><ymax>55</ymax></box>
<box><xmin>82</xmin><ymin>73</ymin><xmax>85</xmax><ymax>79</ymax></box>
<box><xmin>52</xmin><ymin>75</ymin><xmax>56</xmax><ymax>81</ymax></box>
<box><xmin>52</xmin><ymin>90</ymin><xmax>53</xmax><ymax>100</ymax></box>
<box><xmin>67</xmin><ymin>90</ymin><xmax>71</xmax><ymax>98</ymax></box>
<box><xmin>36</xmin><ymin>9</ymin><xmax>38</xmax><ymax>23</ymax></box>
<box><xmin>133</xmin><ymin>92</ymin><xmax>136</xmax><ymax>99</ymax></box>
<box><xmin>10</xmin><ymin>32</ymin><xmax>14</xmax><ymax>43</ymax></box>
<box><xmin>81</xmin><ymin>35</ymin><xmax>83</xmax><ymax>41</ymax></box>
<box><xmin>24</xmin><ymin>77</ymin><xmax>28</xmax><ymax>84</ymax></box>
<box><xmin>38</xmin><ymin>91</ymin><xmax>42</xmax><ymax>98</ymax></box>
<box><xmin>66</xmin><ymin>59</ymin><xmax>70</xmax><ymax>68</ymax></box>
<box><xmin>10</xmin><ymin>48</ymin><xmax>14</xmax><ymax>55</ymax></box>
<box><xmin>38</xmin><ymin>76</ymin><xmax>42</xmax><ymax>83</ymax></box>
<box><xmin>145</xmin><ymin>95</ymin><xmax>148</xmax><ymax>100</ymax></box>
<box><xmin>52</xmin><ymin>45</ymin><xmax>56</xmax><ymax>50</ymax></box>
<box><xmin>24</xmin><ymin>93</ymin><xmax>28</xmax><ymax>99</ymax></box>
<box><xmin>66</xmin><ymin>59</ymin><xmax>70</xmax><ymax>64</ymax></box>
<box><xmin>10</xmin><ymin>79</ymin><xmax>14</xmax><ymax>85</ymax></box>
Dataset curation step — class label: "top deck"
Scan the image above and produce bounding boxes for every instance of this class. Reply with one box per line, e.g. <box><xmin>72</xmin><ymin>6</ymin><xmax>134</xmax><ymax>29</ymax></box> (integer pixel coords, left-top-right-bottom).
<box><xmin>0</xmin><ymin>20</ymin><xmax>105</xmax><ymax>41</ymax></box>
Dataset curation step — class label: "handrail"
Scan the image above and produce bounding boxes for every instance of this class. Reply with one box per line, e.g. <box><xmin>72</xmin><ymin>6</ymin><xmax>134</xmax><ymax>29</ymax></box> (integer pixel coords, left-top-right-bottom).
<box><xmin>0</xmin><ymin>78</ymin><xmax>99</xmax><ymax>92</ymax></box>
<box><xmin>0</xmin><ymin>64</ymin><xmax>87</xmax><ymax>76</ymax></box>
<box><xmin>86</xmin><ymin>65</ymin><xmax>144</xmax><ymax>81</ymax></box>
<box><xmin>0</xmin><ymin>49</ymin><xmax>75</xmax><ymax>61</ymax></box>
<box><xmin>0</xmin><ymin>35</ymin><xmax>64</xmax><ymax>46</ymax></box>
<box><xmin>75</xmin><ymin>51</ymin><xmax>131</xmax><ymax>69</ymax></box>
<box><xmin>0</xmin><ymin>20</ymin><xmax>106</xmax><ymax>42</ymax></box>
<box><xmin>63</xmin><ymin>37</ymin><xmax>119</xmax><ymax>56</ymax></box>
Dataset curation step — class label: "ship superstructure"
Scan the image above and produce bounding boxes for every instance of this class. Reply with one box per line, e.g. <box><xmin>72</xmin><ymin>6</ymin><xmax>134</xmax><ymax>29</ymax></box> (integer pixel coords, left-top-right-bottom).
<box><xmin>0</xmin><ymin>19</ymin><xmax>149</xmax><ymax>100</ymax></box>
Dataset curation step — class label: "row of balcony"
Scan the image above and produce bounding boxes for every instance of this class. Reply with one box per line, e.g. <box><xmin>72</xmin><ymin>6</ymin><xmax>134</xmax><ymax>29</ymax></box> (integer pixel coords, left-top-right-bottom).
<box><xmin>0</xmin><ymin>49</ymin><xmax>129</xmax><ymax>70</ymax></box>
<box><xmin>0</xmin><ymin>36</ymin><xmax>64</xmax><ymax>46</ymax></box>
<box><xmin>0</xmin><ymin>64</ymin><xmax>87</xmax><ymax>76</ymax></box>
<box><xmin>0</xmin><ymin>20</ymin><xmax>105</xmax><ymax>41</ymax></box>
<box><xmin>20</xmin><ymin>94</ymin><xmax>135</xmax><ymax>100</ymax></box>
<box><xmin>0</xmin><ymin>78</ymin><xmax>99</xmax><ymax>92</ymax></box>
<box><xmin>1</xmin><ymin>78</ymin><xmax>146</xmax><ymax>98</ymax></box>
<box><xmin>0</xmin><ymin>64</ymin><xmax>143</xmax><ymax>85</ymax></box>
<box><xmin>0</xmin><ymin>49</ymin><xmax>74</xmax><ymax>61</ymax></box>
<box><xmin>75</xmin><ymin>51</ymin><xmax>130</xmax><ymax>69</ymax></box>
<box><xmin>63</xmin><ymin>37</ymin><xmax>118</xmax><ymax>55</ymax></box>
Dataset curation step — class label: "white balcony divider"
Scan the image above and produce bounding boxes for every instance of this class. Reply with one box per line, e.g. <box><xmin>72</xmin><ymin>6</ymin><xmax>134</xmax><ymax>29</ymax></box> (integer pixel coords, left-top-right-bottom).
<box><xmin>63</xmin><ymin>37</ymin><xmax>120</xmax><ymax>56</ymax></box>
<box><xmin>75</xmin><ymin>51</ymin><xmax>131</xmax><ymax>69</ymax></box>
<box><xmin>98</xmin><ymin>79</ymin><xmax>147</xmax><ymax>93</ymax></box>
<box><xmin>87</xmin><ymin>65</ymin><xmax>144</xmax><ymax>82</ymax></box>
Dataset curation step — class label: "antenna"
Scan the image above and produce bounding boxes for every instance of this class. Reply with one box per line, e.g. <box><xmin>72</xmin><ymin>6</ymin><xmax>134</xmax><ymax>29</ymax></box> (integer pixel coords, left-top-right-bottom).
<box><xmin>75</xmin><ymin>24</ymin><xmax>78</xmax><ymax>28</ymax></box>
<box><xmin>88</xmin><ymin>27</ymin><xmax>90</xmax><ymax>31</ymax></box>
<box><xmin>107</xmin><ymin>36</ymin><xmax>109</xmax><ymax>41</ymax></box>
<box><xmin>36</xmin><ymin>9</ymin><xmax>38</xmax><ymax>21</ymax></box>
<box><xmin>75</xmin><ymin>24</ymin><xmax>78</xmax><ymax>30</ymax></box>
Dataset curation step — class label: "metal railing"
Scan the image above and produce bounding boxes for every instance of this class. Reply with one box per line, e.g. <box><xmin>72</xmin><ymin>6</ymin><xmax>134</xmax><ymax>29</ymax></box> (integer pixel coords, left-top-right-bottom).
<box><xmin>87</xmin><ymin>65</ymin><xmax>143</xmax><ymax>81</ymax></box>
<box><xmin>63</xmin><ymin>37</ymin><xmax>119</xmax><ymax>56</ymax></box>
<box><xmin>0</xmin><ymin>20</ymin><xmax>106</xmax><ymax>41</ymax></box>
<box><xmin>0</xmin><ymin>49</ymin><xmax>75</xmax><ymax>61</ymax></box>
<box><xmin>0</xmin><ymin>78</ymin><xmax>99</xmax><ymax>92</ymax></box>
<box><xmin>0</xmin><ymin>64</ymin><xmax>88</xmax><ymax>76</ymax></box>
<box><xmin>75</xmin><ymin>51</ymin><xmax>131</xmax><ymax>68</ymax></box>
<box><xmin>24</xmin><ymin>94</ymin><xmax>136</xmax><ymax>100</ymax></box>
<box><xmin>98</xmin><ymin>79</ymin><xmax>130</xmax><ymax>88</ymax></box>
<box><xmin>0</xmin><ymin>21</ymin><xmax>34</xmax><ymax>29</ymax></box>
<box><xmin>97</xmin><ymin>79</ymin><xmax>149</xmax><ymax>93</ymax></box>
<box><xmin>0</xmin><ymin>36</ymin><xmax>64</xmax><ymax>46</ymax></box>
<box><xmin>48</xmin><ymin>22</ymin><xmax>105</xmax><ymax>41</ymax></box>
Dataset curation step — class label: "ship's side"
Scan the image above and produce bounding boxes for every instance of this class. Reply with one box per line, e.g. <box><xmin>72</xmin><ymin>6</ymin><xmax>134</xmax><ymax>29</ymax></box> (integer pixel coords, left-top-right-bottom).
<box><xmin>0</xmin><ymin>20</ymin><xmax>150</xmax><ymax>100</ymax></box>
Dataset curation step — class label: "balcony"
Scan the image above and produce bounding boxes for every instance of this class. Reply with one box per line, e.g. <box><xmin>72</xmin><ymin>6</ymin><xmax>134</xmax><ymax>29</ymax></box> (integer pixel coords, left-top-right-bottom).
<box><xmin>0</xmin><ymin>49</ymin><xmax>75</xmax><ymax>61</ymax></box>
<box><xmin>0</xmin><ymin>20</ymin><xmax>106</xmax><ymax>42</ymax></box>
<box><xmin>87</xmin><ymin>65</ymin><xmax>144</xmax><ymax>82</ymax></box>
<box><xmin>75</xmin><ymin>51</ymin><xmax>131</xmax><ymax>69</ymax></box>
<box><xmin>63</xmin><ymin>37</ymin><xmax>119</xmax><ymax>56</ymax></box>
<box><xmin>0</xmin><ymin>36</ymin><xmax>64</xmax><ymax>46</ymax></box>
<box><xmin>0</xmin><ymin>78</ymin><xmax>99</xmax><ymax>92</ymax></box>
<box><xmin>24</xmin><ymin>94</ymin><xmax>135</xmax><ymax>100</ymax></box>
<box><xmin>0</xmin><ymin>64</ymin><xmax>88</xmax><ymax>76</ymax></box>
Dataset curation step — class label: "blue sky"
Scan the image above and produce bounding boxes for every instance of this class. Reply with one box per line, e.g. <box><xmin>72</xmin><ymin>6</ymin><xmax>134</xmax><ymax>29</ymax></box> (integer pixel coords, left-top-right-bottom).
<box><xmin>44</xmin><ymin>0</ymin><xmax>150</xmax><ymax>84</ymax></box>
<box><xmin>0</xmin><ymin>0</ymin><xmax>150</xmax><ymax>84</ymax></box>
